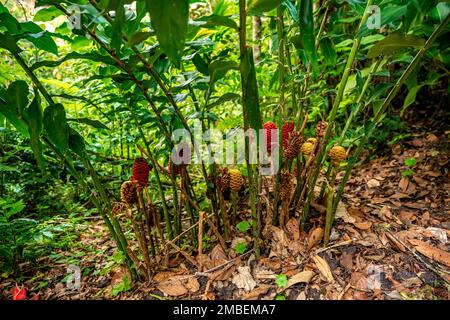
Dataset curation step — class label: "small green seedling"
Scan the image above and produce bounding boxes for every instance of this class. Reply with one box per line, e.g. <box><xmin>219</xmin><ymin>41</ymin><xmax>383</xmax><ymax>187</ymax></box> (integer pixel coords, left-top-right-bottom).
<box><xmin>275</xmin><ymin>295</ymin><xmax>286</xmax><ymax>300</ymax></box>
<box><xmin>402</xmin><ymin>157</ymin><xmax>417</xmax><ymax>177</ymax></box>
<box><xmin>237</xmin><ymin>220</ymin><xmax>251</xmax><ymax>233</ymax></box>
<box><xmin>234</xmin><ymin>241</ymin><xmax>247</xmax><ymax>254</ymax></box>
<box><xmin>275</xmin><ymin>274</ymin><xmax>288</xmax><ymax>287</ymax></box>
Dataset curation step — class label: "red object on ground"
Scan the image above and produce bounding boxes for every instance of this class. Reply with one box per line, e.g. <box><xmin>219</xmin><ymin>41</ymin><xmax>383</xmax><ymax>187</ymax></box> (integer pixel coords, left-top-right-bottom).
<box><xmin>131</xmin><ymin>157</ymin><xmax>150</xmax><ymax>189</ymax></box>
<box><xmin>263</xmin><ymin>121</ymin><xmax>278</xmax><ymax>154</ymax></box>
<box><xmin>282</xmin><ymin>121</ymin><xmax>295</xmax><ymax>148</ymax></box>
<box><xmin>11</xmin><ymin>286</ymin><xmax>27</xmax><ymax>300</ymax></box>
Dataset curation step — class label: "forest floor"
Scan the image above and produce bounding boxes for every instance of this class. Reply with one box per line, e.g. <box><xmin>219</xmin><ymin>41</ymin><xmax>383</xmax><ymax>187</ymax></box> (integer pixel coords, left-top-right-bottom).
<box><xmin>2</xmin><ymin>115</ymin><xmax>450</xmax><ymax>300</ymax></box>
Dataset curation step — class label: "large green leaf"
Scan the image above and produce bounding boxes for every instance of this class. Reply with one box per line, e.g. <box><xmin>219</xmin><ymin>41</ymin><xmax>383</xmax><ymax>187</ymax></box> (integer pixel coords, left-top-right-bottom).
<box><xmin>30</xmin><ymin>51</ymin><xmax>117</xmax><ymax>70</ymax></box>
<box><xmin>33</xmin><ymin>6</ymin><xmax>64</xmax><ymax>22</ymax></box>
<box><xmin>43</xmin><ymin>103</ymin><xmax>70</xmax><ymax>152</ymax></box>
<box><xmin>248</xmin><ymin>0</ymin><xmax>283</xmax><ymax>15</ymax></box>
<box><xmin>67</xmin><ymin>117</ymin><xmax>109</xmax><ymax>130</ymax></box>
<box><xmin>24</xmin><ymin>93</ymin><xmax>45</xmax><ymax>170</ymax></box>
<box><xmin>196</xmin><ymin>14</ymin><xmax>238</xmax><ymax>30</ymax></box>
<box><xmin>0</xmin><ymin>32</ymin><xmax>22</xmax><ymax>53</ymax></box>
<box><xmin>240</xmin><ymin>49</ymin><xmax>262</xmax><ymax>131</ymax></box>
<box><xmin>68</xmin><ymin>128</ymin><xmax>86</xmax><ymax>157</ymax></box>
<box><xmin>207</xmin><ymin>93</ymin><xmax>241</xmax><ymax>109</ymax></box>
<box><xmin>319</xmin><ymin>37</ymin><xmax>337</xmax><ymax>66</ymax></box>
<box><xmin>209</xmin><ymin>60</ymin><xmax>240</xmax><ymax>89</ymax></box>
<box><xmin>358</xmin><ymin>5</ymin><xmax>408</xmax><ymax>37</ymax></box>
<box><xmin>20</xmin><ymin>22</ymin><xmax>58</xmax><ymax>55</ymax></box>
<box><xmin>110</xmin><ymin>0</ymin><xmax>125</xmax><ymax>50</ymax></box>
<box><xmin>299</xmin><ymin>0</ymin><xmax>318</xmax><ymax>75</ymax></box>
<box><xmin>367</xmin><ymin>33</ymin><xmax>425</xmax><ymax>58</ymax></box>
<box><xmin>145</xmin><ymin>0</ymin><xmax>189</xmax><ymax>67</ymax></box>
<box><xmin>0</xmin><ymin>81</ymin><xmax>29</xmax><ymax>137</ymax></box>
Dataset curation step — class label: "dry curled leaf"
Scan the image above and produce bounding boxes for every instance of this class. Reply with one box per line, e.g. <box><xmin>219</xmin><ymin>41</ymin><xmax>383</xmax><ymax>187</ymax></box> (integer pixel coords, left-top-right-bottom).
<box><xmin>408</xmin><ymin>239</ymin><xmax>450</xmax><ymax>267</ymax></box>
<box><xmin>285</xmin><ymin>270</ymin><xmax>315</xmax><ymax>289</ymax></box>
<box><xmin>156</xmin><ymin>277</ymin><xmax>188</xmax><ymax>297</ymax></box>
<box><xmin>312</xmin><ymin>255</ymin><xmax>334</xmax><ymax>283</ymax></box>
<box><xmin>353</xmin><ymin>221</ymin><xmax>372</xmax><ymax>230</ymax></box>
<box><xmin>184</xmin><ymin>277</ymin><xmax>200</xmax><ymax>293</ymax></box>
<box><xmin>232</xmin><ymin>266</ymin><xmax>257</xmax><ymax>292</ymax></box>
<box><xmin>367</xmin><ymin>178</ymin><xmax>380</xmax><ymax>188</ymax></box>
<box><xmin>335</xmin><ymin>203</ymin><xmax>355</xmax><ymax>223</ymax></box>
<box><xmin>243</xmin><ymin>284</ymin><xmax>271</xmax><ymax>300</ymax></box>
<box><xmin>307</xmin><ymin>227</ymin><xmax>324</xmax><ymax>251</ymax></box>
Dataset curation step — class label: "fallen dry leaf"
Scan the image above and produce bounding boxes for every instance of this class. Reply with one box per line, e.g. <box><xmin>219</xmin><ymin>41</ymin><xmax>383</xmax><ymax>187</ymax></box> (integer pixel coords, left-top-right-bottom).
<box><xmin>184</xmin><ymin>277</ymin><xmax>200</xmax><ymax>293</ymax></box>
<box><xmin>307</xmin><ymin>227</ymin><xmax>324</xmax><ymax>251</ymax></box>
<box><xmin>399</xmin><ymin>177</ymin><xmax>409</xmax><ymax>192</ymax></box>
<box><xmin>408</xmin><ymin>239</ymin><xmax>450</xmax><ymax>267</ymax></box>
<box><xmin>312</xmin><ymin>255</ymin><xmax>334</xmax><ymax>283</ymax></box>
<box><xmin>232</xmin><ymin>266</ymin><xmax>257</xmax><ymax>292</ymax></box>
<box><xmin>367</xmin><ymin>179</ymin><xmax>381</xmax><ymax>188</ymax></box>
<box><xmin>285</xmin><ymin>270</ymin><xmax>315</xmax><ymax>289</ymax></box>
<box><xmin>336</xmin><ymin>203</ymin><xmax>355</xmax><ymax>223</ymax></box>
<box><xmin>157</xmin><ymin>277</ymin><xmax>188</xmax><ymax>297</ymax></box>
<box><xmin>285</xmin><ymin>218</ymin><xmax>300</xmax><ymax>241</ymax></box>
<box><xmin>353</xmin><ymin>221</ymin><xmax>372</xmax><ymax>230</ymax></box>
<box><xmin>243</xmin><ymin>284</ymin><xmax>271</xmax><ymax>300</ymax></box>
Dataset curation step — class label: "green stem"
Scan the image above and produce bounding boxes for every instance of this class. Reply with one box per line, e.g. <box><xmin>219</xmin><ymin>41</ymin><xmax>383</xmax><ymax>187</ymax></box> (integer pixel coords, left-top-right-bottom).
<box><xmin>301</xmin><ymin>0</ymin><xmax>374</xmax><ymax>228</ymax></box>
<box><xmin>332</xmin><ymin>12</ymin><xmax>450</xmax><ymax>218</ymax></box>
<box><xmin>239</xmin><ymin>0</ymin><xmax>260</xmax><ymax>256</ymax></box>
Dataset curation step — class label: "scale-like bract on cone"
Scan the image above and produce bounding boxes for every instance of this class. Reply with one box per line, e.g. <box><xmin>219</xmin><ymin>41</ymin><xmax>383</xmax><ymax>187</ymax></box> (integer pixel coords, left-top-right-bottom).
<box><xmin>131</xmin><ymin>157</ymin><xmax>150</xmax><ymax>189</ymax></box>
<box><xmin>263</xmin><ymin>121</ymin><xmax>277</xmax><ymax>154</ymax></box>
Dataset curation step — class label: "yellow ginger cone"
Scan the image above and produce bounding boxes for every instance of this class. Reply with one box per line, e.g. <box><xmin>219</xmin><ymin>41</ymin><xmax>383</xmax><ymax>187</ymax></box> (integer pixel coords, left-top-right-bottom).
<box><xmin>229</xmin><ymin>168</ymin><xmax>245</xmax><ymax>191</ymax></box>
<box><xmin>329</xmin><ymin>145</ymin><xmax>346</xmax><ymax>166</ymax></box>
<box><xmin>301</xmin><ymin>141</ymin><xmax>314</xmax><ymax>156</ymax></box>
<box><xmin>120</xmin><ymin>181</ymin><xmax>138</xmax><ymax>205</ymax></box>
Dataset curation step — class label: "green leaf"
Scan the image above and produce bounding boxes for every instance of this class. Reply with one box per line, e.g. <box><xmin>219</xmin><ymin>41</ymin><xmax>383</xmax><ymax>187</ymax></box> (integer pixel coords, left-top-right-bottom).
<box><xmin>0</xmin><ymin>32</ymin><xmax>22</xmax><ymax>53</ymax></box>
<box><xmin>68</xmin><ymin>128</ymin><xmax>86</xmax><ymax>156</ymax></box>
<box><xmin>358</xmin><ymin>5</ymin><xmax>408</xmax><ymax>37</ymax></box>
<box><xmin>275</xmin><ymin>274</ymin><xmax>287</xmax><ymax>287</ymax></box>
<box><xmin>67</xmin><ymin>117</ymin><xmax>109</xmax><ymax>130</ymax></box>
<box><xmin>402</xmin><ymin>168</ymin><xmax>414</xmax><ymax>177</ymax></box>
<box><xmin>0</xmin><ymin>12</ymin><xmax>22</xmax><ymax>33</ymax></box>
<box><xmin>33</xmin><ymin>7</ymin><xmax>63</xmax><ymax>22</ymax></box>
<box><xmin>234</xmin><ymin>241</ymin><xmax>248</xmax><ymax>254</ymax></box>
<box><xmin>44</xmin><ymin>103</ymin><xmax>70</xmax><ymax>152</ymax></box>
<box><xmin>145</xmin><ymin>0</ymin><xmax>189</xmax><ymax>67</ymax></box>
<box><xmin>20</xmin><ymin>22</ymin><xmax>58</xmax><ymax>55</ymax></box>
<box><xmin>240</xmin><ymin>49</ymin><xmax>262</xmax><ymax>131</ymax></box>
<box><xmin>299</xmin><ymin>0</ymin><xmax>318</xmax><ymax>75</ymax></box>
<box><xmin>248</xmin><ymin>0</ymin><xmax>283</xmax><ymax>15</ymax></box>
<box><xmin>24</xmin><ymin>92</ymin><xmax>45</xmax><ymax>170</ymax></box>
<box><xmin>237</xmin><ymin>220</ymin><xmax>251</xmax><ymax>233</ymax></box>
<box><xmin>111</xmin><ymin>0</ymin><xmax>125</xmax><ymax>50</ymax></box>
<box><xmin>401</xmin><ymin>84</ymin><xmax>424</xmax><ymax>114</ymax></box>
<box><xmin>207</xmin><ymin>93</ymin><xmax>240</xmax><ymax>109</ymax></box>
<box><xmin>192</xmin><ymin>54</ymin><xmax>209</xmax><ymax>76</ymax></box>
<box><xmin>319</xmin><ymin>37</ymin><xmax>337</xmax><ymax>66</ymax></box>
<box><xmin>30</xmin><ymin>51</ymin><xmax>117</xmax><ymax>70</ymax></box>
<box><xmin>196</xmin><ymin>14</ymin><xmax>238</xmax><ymax>30</ymax></box>
<box><xmin>367</xmin><ymin>33</ymin><xmax>425</xmax><ymax>59</ymax></box>
<box><xmin>110</xmin><ymin>275</ymin><xmax>132</xmax><ymax>297</ymax></box>
<box><xmin>127</xmin><ymin>31</ymin><xmax>154</xmax><ymax>47</ymax></box>
<box><xmin>209</xmin><ymin>60</ymin><xmax>239</xmax><ymax>89</ymax></box>
<box><xmin>405</xmin><ymin>158</ymin><xmax>417</xmax><ymax>167</ymax></box>
<box><xmin>0</xmin><ymin>81</ymin><xmax>29</xmax><ymax>137</ymax></box>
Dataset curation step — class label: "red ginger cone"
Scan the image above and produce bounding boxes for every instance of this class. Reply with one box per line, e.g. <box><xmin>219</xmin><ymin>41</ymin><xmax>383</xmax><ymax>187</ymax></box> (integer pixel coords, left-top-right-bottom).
<box><xmin>168</xmin><ymin>143</ymin><xmax>189</xmax><ymax>177</ymax></box>
<box><xmin>131</xmin><ymin>157</ymin><xmax>150</xmax><ymax>189</ymax></box>
<box><xmin>282</xmin><ymin>121</ymin><xmax>295</xmax><ymax>148</ymax></box>
<box><xmin>263</xmin><ymin>121</ymin><xmax>277</xmax><ymax>154</ymax></box>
